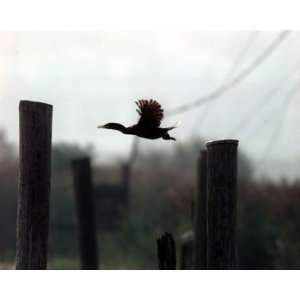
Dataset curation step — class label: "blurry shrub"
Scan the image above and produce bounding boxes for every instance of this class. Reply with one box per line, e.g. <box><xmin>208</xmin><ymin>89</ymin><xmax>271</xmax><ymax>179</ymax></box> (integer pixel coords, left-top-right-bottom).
<box><xmin>238</xmin><ymin>180</ymin><xmax>300</xmax><ymax>269</ymax></box>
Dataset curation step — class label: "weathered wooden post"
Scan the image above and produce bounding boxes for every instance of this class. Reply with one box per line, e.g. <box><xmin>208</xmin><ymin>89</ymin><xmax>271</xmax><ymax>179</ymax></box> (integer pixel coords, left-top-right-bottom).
<box><xmin>157</xmin><ymin>232</ymin><xmax>176</xmax><ymax>270</ymax></box>
<box><xmin>206</xmin><ymin>139</ymin><xmax>238</xmax><ymax>270</ymax></box>
<box><xmin>16</xmin><ymin>100</ymin><xmax>53</xmax><ymax>269</ymax></box>
<box><xmin>193</xmin><ymin>149</ymin><xmax>207</xmax><ymax>269</ymax></box>
<box><xmin>71</xmin><ymin>157</ymin><xmax>98</xmax><ymax>270</ymax></box>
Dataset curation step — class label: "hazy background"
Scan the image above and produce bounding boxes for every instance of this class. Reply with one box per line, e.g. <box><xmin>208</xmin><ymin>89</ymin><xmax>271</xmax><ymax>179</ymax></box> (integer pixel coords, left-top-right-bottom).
<box><xmin>1</xmin><ymin>30</ymin><xmax>299</xmax><ymax>180</ymax></box>
<box><xmin>1</xmin><ymin>30</ymin><xmax>300</xmax><ymax>270</ymax></box>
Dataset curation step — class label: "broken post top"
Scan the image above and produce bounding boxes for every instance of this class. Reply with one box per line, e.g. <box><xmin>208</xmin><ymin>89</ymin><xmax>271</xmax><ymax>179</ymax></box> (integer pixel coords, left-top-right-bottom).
<box><xmin>206</xmin><ymin>139</ymin><xmax>239</xmax><ymax>147</ymax></box>
<box><xmin>19</xmin><ymin>100</ymin><xmax>53</xmax><ymax>112</ymax></box>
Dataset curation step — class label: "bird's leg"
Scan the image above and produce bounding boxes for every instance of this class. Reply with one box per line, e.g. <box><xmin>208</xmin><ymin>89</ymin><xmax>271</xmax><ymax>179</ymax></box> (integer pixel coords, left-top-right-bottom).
<box><xmin>162</xmin><ymin>133</ymin><xmax>176</xmax><ymax>141</ymax></box>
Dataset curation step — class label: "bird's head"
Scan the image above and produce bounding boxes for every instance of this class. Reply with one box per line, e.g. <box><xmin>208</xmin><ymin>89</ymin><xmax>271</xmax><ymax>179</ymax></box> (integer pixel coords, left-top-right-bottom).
<box><xmin>97</xmin><ymin>123</ymin><xmax>112</xmax><ymax>129</ymax></box>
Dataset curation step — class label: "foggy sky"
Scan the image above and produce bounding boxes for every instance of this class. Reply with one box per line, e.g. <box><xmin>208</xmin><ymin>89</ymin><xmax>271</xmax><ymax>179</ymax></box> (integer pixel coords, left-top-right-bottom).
<box><xmin>0</xmin><ymin>31</ymin><xmax>300</xmax><ymax>179</ymax></box>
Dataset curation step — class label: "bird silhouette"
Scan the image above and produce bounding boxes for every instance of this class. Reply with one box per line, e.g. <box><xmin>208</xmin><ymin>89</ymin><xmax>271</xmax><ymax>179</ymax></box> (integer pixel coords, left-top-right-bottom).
<box><xmin>98</xmin><ymin>99</ymin><xmax>176</xmax><ymax>141</ymax></box>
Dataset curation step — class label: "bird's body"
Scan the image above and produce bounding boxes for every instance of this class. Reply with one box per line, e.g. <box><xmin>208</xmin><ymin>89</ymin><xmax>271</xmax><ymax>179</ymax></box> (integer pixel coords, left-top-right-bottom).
<box><xmin>98</xmin><ymin>100</ymin><xmax>176</xmax><ymax>141</ymax></box>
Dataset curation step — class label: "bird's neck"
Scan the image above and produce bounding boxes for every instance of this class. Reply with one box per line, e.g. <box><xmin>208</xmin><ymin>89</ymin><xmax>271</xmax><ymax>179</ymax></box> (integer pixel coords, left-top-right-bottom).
<box><xmin>106</xmin><ymin>123</ymin><xmax>128</xmax><ymax>133</ymax></box>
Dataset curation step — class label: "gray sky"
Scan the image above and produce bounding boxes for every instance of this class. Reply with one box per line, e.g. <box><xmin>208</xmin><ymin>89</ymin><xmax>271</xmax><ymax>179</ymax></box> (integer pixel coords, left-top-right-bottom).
<box><xmin>1</xmin><ymin>31</ymin><xmax>300</xmax><ymax>179</ymax></box>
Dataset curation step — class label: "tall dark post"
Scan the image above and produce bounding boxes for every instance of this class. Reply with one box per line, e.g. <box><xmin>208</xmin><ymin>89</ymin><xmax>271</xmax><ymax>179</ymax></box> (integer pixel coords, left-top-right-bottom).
<box><xmin>206</xmin><ymin>139</ymin><xmax>238</xmax><ymax>270</ymax></box>
<box><xmin>16</xmin><ymin>100</ymin><xmax>53</xmax><ymax>269</ymax></box>
<box><xmin>194</xmin><ymin>150</ymin><xmax>207</xmax><ymax>269</ymax></box>
<box><xmin>71</xmin><ymin>157</ymin><xmax>98</xmax><ymax>270</ymax></box>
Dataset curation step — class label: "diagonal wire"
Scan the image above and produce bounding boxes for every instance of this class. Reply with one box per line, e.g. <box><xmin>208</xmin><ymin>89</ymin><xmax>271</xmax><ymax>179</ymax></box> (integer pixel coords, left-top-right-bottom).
<box><xmin>128</xmin><ymin>31</ymin><xmax>291</xmax><ymax>165</ymax></box>
<box><xmin>228</xmin><ymin>57</ymin><xmax>300</xmax><ymax>137</ymax></box>
<box><xmin>167</xmin><ymin>31</ymin><xmax>290</xmax><ymax>116</ymax></box>
<box><xmin>226</xmin><ymin>31</ymin><xmax>261</xmax><ymax>78</ymax></box>
<box><xmin>190</xmin><ymin>31</ymin><xmax>260</xmax><ymax>133</ymax></box>
<box><xmin>256</xmin><ymin>78</ymin><xmax>300</xmax><ymax>168</ymax></box>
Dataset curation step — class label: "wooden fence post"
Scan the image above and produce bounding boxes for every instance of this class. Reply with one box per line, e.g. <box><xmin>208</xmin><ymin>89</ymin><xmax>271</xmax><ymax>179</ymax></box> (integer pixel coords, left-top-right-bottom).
<box><xmin>157</xmin><ymin>232</ymin><xmax>176</xmax><ymax>270</ymax></box>
<box><xmin>16</xmin><ymin>100</ymin><xmax>53</xmax><ymax>269</ymax></box>
<box><xmin>71</xmin><ymin>157</ymin><xmax>98</xmax><ymax>270</ymax></box>
<box><xmin>193</xmin><ymin>150</ymin><xmax>207</xmax><ymax>269</ymax></box>
<box><xmin>206</xmin><ymin>139</ymin><xmax>238</xmax><ymax>270</ymax></box>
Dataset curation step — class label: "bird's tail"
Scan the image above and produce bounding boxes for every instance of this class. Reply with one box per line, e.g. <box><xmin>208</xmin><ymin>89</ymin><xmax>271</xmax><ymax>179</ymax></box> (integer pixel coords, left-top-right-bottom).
<box><xmin>166</xmin><ymin>121</ymin><xmax>180</xmax><ymax>131</ymax></box>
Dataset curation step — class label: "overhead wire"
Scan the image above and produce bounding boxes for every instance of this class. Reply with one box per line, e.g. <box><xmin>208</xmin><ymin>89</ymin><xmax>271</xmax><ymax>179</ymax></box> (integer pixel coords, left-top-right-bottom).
<box><xmin>127</xmin><ymin>31</ymin><xmax>291</xmax><ymax>165</ymax></box>
<box><xmin>190</xmin><ymin>31</ymin><xmax>260</xmax><ymax>134</ymax></box>
<box><xmin>256</xmin><ymin>77</ymin><xmax>300</xmax><ymax>168</ymax></box>
<box><xmin>228</xmin><ymin>57</ymin><xmax>300</xmax><ymax>137</ymax></box>
<box><xmin>167</xmin><ymin>31</ymin><xmax>290</xmax><ymax>116</ymax></box>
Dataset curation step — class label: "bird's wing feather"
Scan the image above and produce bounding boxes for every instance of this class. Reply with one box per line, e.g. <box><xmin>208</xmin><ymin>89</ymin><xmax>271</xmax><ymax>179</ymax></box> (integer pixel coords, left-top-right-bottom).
<box><xmin>135</xmin><ymin>99</ymin><xmax>164</xmax><ymax>128</ymax></box>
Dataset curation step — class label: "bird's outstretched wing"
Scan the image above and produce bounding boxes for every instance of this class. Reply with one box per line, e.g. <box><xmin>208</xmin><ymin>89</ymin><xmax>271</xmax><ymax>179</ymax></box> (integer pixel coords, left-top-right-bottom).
<box><xmin>135</xmin><ymin>99</ymin><xmax>164</xmax><ymax>128</ymax></box>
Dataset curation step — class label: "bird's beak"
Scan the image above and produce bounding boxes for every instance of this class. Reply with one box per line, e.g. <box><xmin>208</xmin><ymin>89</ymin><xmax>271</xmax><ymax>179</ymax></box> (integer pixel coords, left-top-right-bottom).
<box><xmin>97</xmin><ymin>125</ymin><xmax>105</xmax><ymax>128</ymax></box>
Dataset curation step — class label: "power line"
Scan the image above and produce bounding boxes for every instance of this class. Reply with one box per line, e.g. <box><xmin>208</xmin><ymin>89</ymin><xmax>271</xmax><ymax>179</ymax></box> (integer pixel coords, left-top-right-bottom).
<box><xmin>226</xmin><ymin>31</ymin><xmax>261</xmax><ymax>78</ymax></box>
<box><xmin>167</xmin><ymin>31</ymin><xmax>290</xmax><ymax>116</ymax></box>
<box><xmin>228</xmin><ymin>57</ymin><xmax>300</xmax><ymax>137</ymax></box>
<box><xmin>128</xmin><ymin>31</ymin><xmax>291</xmax><ymax>165</ymax></box>
<box><xmin>257</xmin><ymin>78</ymin><xmax>300</xmax><ymax>167</ymax></box>
<box><xmin>190</xmin><ymin>31</ymin><xmax>260</xmax><ymax>133</ymax></box>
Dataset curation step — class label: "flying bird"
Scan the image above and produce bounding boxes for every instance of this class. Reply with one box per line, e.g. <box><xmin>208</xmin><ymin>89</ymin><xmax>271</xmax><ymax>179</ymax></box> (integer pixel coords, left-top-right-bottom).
<box><xmin>98</xmin><ymin>99</ymin><xmax>176</xmax><ymax>141</ymax></box>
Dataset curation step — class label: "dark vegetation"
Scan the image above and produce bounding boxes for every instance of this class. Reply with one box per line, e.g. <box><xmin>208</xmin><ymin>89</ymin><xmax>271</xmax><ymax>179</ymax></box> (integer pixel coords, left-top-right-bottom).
<box><xmin>0</xmin><ymin>128</ymin><xmax>300</xmax><ymax>269</ymax></box>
